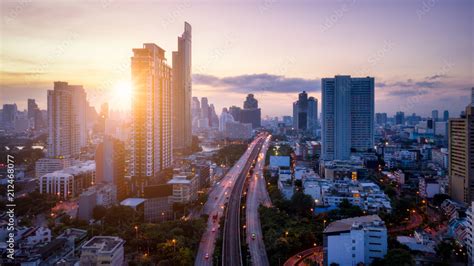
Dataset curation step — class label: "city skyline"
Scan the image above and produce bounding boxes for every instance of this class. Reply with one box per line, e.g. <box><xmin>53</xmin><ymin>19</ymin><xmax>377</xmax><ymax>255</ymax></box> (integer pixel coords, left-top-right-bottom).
<box><xmin>1</xmin><ymin>0</ymin><xmax>473</xmax><ymax>117</ymax></box>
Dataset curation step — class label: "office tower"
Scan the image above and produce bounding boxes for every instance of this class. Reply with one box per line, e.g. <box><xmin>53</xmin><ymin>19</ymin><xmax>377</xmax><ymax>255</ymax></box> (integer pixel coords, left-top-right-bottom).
<box><xmin>395</xmin><ymin>111</ymin><xmax>405</xmax><ymax>125</ymax></box>
<box><xmin>191</xmin><ymin>96</ymin><xmax>200</xmax><ymax>130</ymax></box>
<box><xmin>27</xmin><ymin>99</ymin><xmax>37</xmax><ymax>119</ymax></box>
<box><xmin>1</xmin><ymin>103</ymin><xmax>17</xmax><ymax>130</ymax></box>
<box><xmin>293</xmin><ymin>91</ymin><xmax>318</xmax><ymax>134</ymax></box>
<box><xmin>240</xmin><ymin>94</ymin><xmax>261</xmax><ymax>128</ymax></box>
<box><xmin>172</xmin><ymin>22</ymin><xmax>192</xmax><ymax>151</ymax></box>
<box><xmin>323</xmin><ymin>215</ymin><xmax>387</xmax><ymax>266</ymax></box>
<box><xmin>308</xmin><ymin>97</ymin><xmax>318</xmax><ymax>132</ymax></box>
<box><xmin>96</xmin><ymin>136</ymin><xmax>126</xmax><ymax>201</ymax></box>
<box><xmin>472</xmin><ymin>87</ymin><xmax>474</xmax><ymax>105</ymax></box>
<box><xmin>375</xmin><ymin>113</ymin><xmax>388</xmax><ymax>125</ymax></box>
<box><xmin>443</xmin><ymin>110</ymin><xmax>449</xmax><ymax>121</ymax></box>
<box><xmin>209</xmin><ymin>104</ymin><xmax>219</xmax><ymax>128</ymax></box>
<box><xmin>293</xmin><ymin>91</ymin><xmax>308</xmax><ymax>130</ymax></box>
<box><xmin>321</xmin><ymin>75</ymin><xmax>374</xmax><ymax>161</ymax></box>
<box><xmin>229</xmin><ymin>105</ymin><xmax>242</xmax><ymax>123</ymax></box>
<box><xmin>47</xmin><ymin>82</ymin><xmax>87</xmax><ymax>158</ymax></box>
<box><xmin>432</xmin><ymin>110</ymin><xmax>439</xmax><ymax>122</ymax></box>
<box><xmin>448</xmin><ymin>104</ymin><xmax>474</xmax><ymax>204</ymax></box>
<box><xmin>219</xmin><ymin>108</ymin><xmax>235</xmax><ymax>132</ymax></box>
<box><xmin>27</xmin><ymin>99</ymin><xmax>44</xmax><ymax>130</ymax></box>
<box><xmin>131</xmin><ymin>43</ymin><xmax>172</xmax><ymax>195</ymax></box>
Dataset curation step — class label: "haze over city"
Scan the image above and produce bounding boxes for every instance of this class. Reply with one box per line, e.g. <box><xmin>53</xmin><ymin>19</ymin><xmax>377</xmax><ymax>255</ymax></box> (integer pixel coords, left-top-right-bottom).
<box><xmin>1</xmin><ymin>0</ymin><xmax>473</xmax><ymax>116</ymax></box>
<box><xmin>1</xmin><ymin>1</ymin><xmax>474</xmax><ymax>265</ymax></box>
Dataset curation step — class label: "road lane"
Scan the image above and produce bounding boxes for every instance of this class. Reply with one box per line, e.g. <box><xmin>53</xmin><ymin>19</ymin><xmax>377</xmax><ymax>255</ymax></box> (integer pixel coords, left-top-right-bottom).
<box><xmin>195</xmin><ymin>137</ymin><xmax>263</xmax><ymax>266</ymax></box>
<box><xmin>246</xmin><ymin>135</ymin><xmax>271</xmax><ymax>266</ymax></box>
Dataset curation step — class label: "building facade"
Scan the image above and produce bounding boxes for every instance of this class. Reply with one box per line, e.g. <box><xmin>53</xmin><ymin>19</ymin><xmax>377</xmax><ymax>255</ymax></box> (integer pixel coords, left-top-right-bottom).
<box><xmin>323</xmin><ymin>215</ymin><xmax>387</xmax><ymax>266</ymax></box>
<box><xmin>131</xmin><ymin>43</ymin><xmax>173</xmax><ymax>196</ymax></box>
<box><xmin>449</xmin><ymin>105</ymin><xmax>474</xmax><ymax>204</ymax></box>
<box><xmin>172</xmin><ymin>22</ymin><xmax>192</xmax><ymax>151</ymax></box>
<box><xmin>47</xmin><ymin>81</ymin><xmax>87</xmax><ymax>158</ymax></box>
<box><xmin>80</xmin><ymin>236</ymin><xmax>124</xmax><ymax>265</ymax></box>
<box><xmin>322</xmin><ymin>76</ymin><xmax>374</xmax><ymax>160</ymax></box>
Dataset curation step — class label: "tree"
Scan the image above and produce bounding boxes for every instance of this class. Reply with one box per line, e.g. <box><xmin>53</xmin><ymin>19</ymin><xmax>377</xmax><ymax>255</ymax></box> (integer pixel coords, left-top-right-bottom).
<box><xmin>436</xmin><ymin>240</ymin><xmax>454</xmax><ymax>262</ymax></box>
<box><xmin>92</xmin><ymin>205</ymin><xmax>107</xmax><ymax>221</ymax></box>
<box><xmin>379</xmin><ymin>248</ymin><xmax>413</xmax><ymax>266</ymax></box>
<box><xmin>433</xmin><ymin>193</ymin><xmax>451</xmax><ymax>206</ymax></box>
<box><xmin>290</xmin><ymin>192</ymin><xmax>313</xmax><ymax>217</ymax></box>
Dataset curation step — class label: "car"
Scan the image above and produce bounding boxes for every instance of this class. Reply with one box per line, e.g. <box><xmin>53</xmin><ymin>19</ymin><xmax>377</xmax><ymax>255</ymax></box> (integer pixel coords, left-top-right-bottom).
<box><xmin>205</xmin><ymin>253</ymin><xmax>209</xmax><ymax>259</ymax></box>
<box><xmin>214</xmin><ymin>196</ymin><xmax>218</xmax><ymax>200</ymax></box>
<box><xmin>212</xmin><ymin>227</ymin><xmax>216</xmax><ymax>232</ymax></box>
<box><xmin>251</xmin><ymin>233</ymin><xmax>256</xmax><ymax>240</ymax></box>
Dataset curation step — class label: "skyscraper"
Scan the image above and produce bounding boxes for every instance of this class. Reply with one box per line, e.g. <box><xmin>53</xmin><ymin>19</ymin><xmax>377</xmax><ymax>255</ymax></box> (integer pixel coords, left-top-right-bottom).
<box><xmin>47</xmin><ymin>82</ymin><xmax>87</xmax><ymax>158</ymax></box>
<box><xmin>375</xmin><ymin>113</ymin><xmax>388</xmax><ymax>125</ymax></box>
<box><xmin>321</xmin><ymin>75</ymin><xmax>374</xmax><ymax>161</ymax></box>
<box><xmin>443</xmin><ymin>110</ymin><xmax>449</xmax><ymax>121</ymax></box>
<box><xmin>172</xmin><ymin>22</ymin><xmax>192</xmax><ymax>151</ymax></box>
<box><xmin>395</xmin><ymin>111</ymin><xmax>405</xmax><ymax>125</ymax></box>
<box><xmin>293</xmin><ymin>91</ymin><xmax>318</xmax><ymax>134</ymax></box>
<box><xmin>449</xmin><ymin>104</ymin><xmax>474</xmax><ymax>204</ymax></box>
<box><xmin>240</xmin><ymin>94</ymin><xmax>261</xmax><ymax>128</ymax></box>
<box><xmin>432</xmin><ymin>110</ymin><xmax>439</xmax><ymax>122</ymax></box>
<box><xmin>131</xmin><ymin>43</ymin><xmax>172</xmax><ymax>195</ymax></box>
<box><xmin>1</xmin><ymin>103</ymin><xmax>17</xmax><ymax>130</ymax></box>
<box><xmin>471</xmin><ymin>87</ymin><xmax>474</xmax><ymax>105</ymax></box>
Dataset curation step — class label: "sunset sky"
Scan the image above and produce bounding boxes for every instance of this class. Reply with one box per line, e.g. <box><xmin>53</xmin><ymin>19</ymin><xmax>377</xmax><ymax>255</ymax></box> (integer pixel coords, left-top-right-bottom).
<box><xmin>1</xmin><ymin>0</ymin><xmax>473</xmax><ymax>117</ymax></box>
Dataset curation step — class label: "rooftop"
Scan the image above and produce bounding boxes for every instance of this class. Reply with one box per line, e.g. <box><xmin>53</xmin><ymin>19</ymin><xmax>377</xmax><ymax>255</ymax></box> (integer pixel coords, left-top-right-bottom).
<box><xmin>120</xmin><ymin>198</ymin><xmax>146</xmax><ymax>207</ymax></box>
<box><xmin>324</xmin><ymin>215</ymin><xmax>384</xmax><ymax>234</ymax></box>
<box><xmin>82</xmin><ymin>236</ymin><xmax>124</xmax><ymax>253</ymax></box>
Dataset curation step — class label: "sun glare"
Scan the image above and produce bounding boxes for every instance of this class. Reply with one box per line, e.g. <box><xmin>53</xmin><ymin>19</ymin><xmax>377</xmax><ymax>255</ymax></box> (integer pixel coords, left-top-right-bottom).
<box><xmin>110</xmin><ymin>80</ymin><xmax>132</xmax><ymax>110</ymax></box>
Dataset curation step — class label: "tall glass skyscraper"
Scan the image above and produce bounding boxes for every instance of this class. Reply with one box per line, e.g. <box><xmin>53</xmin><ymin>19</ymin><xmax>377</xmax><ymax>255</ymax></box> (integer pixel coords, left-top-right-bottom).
<box><xmin>321</xmin><ymin>75</ymin><xmax>374</xmax><ymax>160</ymax></box>
<box><xmin>172</xmin><ymin>22</ymin><xmax>192</xmax><ymax>151</ymax></box>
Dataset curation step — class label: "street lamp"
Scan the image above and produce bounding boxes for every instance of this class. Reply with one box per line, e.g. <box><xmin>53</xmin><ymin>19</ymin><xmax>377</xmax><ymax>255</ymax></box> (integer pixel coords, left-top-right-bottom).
<box><xmin>172</xmin><ymin>239</ymin><xmax>177</xmax><ymax>252</ymax></box>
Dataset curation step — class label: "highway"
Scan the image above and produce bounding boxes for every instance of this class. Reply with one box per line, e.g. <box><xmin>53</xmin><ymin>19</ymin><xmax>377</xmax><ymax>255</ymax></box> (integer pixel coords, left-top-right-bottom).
<box><xmin>245</xmin><ymin>134</ymin><xmax>271</xmax><ymax>266</ymax></box>
<box><xmin>195</xmin><ymin>136</ymin><xmax>265</xmax><ymax>266</ymax></box>
<box><xmin>222</xmin><ymin>136</ymin><xmax>265</xmax><ymax>266</ymax></box>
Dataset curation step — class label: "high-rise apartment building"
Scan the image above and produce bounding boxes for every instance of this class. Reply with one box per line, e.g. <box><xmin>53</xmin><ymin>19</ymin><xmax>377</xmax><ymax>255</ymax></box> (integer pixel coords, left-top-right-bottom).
<box><xmin>47</xmin><ymin>81</ymin><xmax>87</xmax><ymax>158</ymax></box>
<box><xmin>172</xmin><ymin>22</ymin><xmax>192</xmax><ymax>151</ymax></box>
<box><xmin>321</xmin><ymin>76</ymin><xmax>374</xmax><ymax>161</ymax></box>
<box><xmin>131</xmin><ymin>43</ymin><xmax>172</xmax><ymax>195</ymax></box>
<box><xmin>448</xmin><ymin>104</ymin><xmax>474</xmax><ymax>204</ymax></box>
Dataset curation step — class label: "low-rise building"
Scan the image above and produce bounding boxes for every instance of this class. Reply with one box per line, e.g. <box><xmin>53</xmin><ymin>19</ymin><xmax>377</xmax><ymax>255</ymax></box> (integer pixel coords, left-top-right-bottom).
<box><xmin>39</xmin><ymin>160</ymin><xmax>95</xmax><ymax>199</ymax></box>
<box><xmin>167</xmin><ymin>173</ymin><xmax>198</xmax><ymax>203</ymax></box>
<box><xmin>418</xmin><ymin>177</ymin><xmax>441</xmax><ymax>198</ymax></box>
<box><xmin>144</xmin><ymin>184</ymin><xmax>174</xmax><ymax>222</ymax></box>
<box><xmin>323</xmin><ymin>215</ymin><xmax>387</xmax><ymax>266</ymax></box>
<box><xmin>80</xmin><ymin>236</ymin><xmax>125</xmax><ymax>265</ymax></box>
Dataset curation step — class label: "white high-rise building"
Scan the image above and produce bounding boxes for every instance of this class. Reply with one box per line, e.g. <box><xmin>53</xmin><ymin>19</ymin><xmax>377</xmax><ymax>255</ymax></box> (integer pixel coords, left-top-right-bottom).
<box><xmin>131</xmin><ymin>43</ymin><xmax>172</xmax><ymax>196</ymax></box>
<box><xmin>47</xmin><ymin>81</ymin><xmax>87</xmax><ymax>158</ymax></box>
<box><xmin>467</xmin><ymin>202</ymin><xmax>474</xmax><ymax>264</ymax></box>
<box><xmin>321</xmin><ymin>75</ymin><xmax>375</xmax><ymax>160</ymax></box>
<box><xmin>323</xmin><ymin>215</ymin><xmax>387</xmax><ymax>266</ymax></box>
<box><xmin>219</xmin><ymin>108</ymin><xmax>235</xmax><ymax>132</ymax></box>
